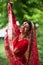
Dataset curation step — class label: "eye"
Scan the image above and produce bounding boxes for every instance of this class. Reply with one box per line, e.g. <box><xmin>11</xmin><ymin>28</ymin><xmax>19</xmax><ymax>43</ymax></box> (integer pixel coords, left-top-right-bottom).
<box><xmin>24</xmin><ymin>22</ymin><xmax>27</xmax><ymax>24</ymax></box>
<box><xmin>24</xmin><ymin>26</ymin><xmax>28</xmax><ymax>28</ymax></box>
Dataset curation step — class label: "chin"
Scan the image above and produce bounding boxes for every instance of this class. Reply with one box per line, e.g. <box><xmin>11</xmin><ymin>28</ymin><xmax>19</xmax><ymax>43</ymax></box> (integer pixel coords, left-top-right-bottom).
<box><xmin>20</xmin><ymin>30</ymin><xmax>23</xmax><ymax>33</ymax></box>
<box><xmin>20</xmin><ymin>31</ymin><xmax>24</xmax><ymax>34</ymax></box>
<box><xmin>20</xmin><ymin>29</ymin><xmax>24</xmax><ymax>33</ymax></box>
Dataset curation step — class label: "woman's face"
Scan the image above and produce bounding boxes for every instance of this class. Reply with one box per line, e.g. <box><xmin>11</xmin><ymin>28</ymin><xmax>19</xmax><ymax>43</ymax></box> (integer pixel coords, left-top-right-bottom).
<box><xmin>20</xmin><ymin>22</ymin><xmax>29</xmax><ymax>34</ymax></box>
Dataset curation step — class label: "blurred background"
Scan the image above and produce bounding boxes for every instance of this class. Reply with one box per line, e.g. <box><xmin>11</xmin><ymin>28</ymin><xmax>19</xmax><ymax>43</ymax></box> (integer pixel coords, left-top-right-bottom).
<box><xmin>0</xmin><ymin>0</ymin><xmax>43</xmax><ymax>65</ymax></box>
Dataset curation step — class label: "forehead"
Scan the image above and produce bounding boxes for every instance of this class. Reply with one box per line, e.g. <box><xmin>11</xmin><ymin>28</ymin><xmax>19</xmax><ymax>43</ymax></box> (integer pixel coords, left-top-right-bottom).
<box><xmin>23</xmin><ymin>22</ymin><xmax>29</xmax><ymax>26</ymax></box>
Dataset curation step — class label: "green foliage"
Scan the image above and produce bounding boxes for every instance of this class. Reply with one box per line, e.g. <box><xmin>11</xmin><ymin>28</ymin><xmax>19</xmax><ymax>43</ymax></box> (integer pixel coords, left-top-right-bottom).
<box><xmin>0</xmin><ymin>0</ymin><xmax>43</xmax><ymax>28</ymax></box>
<box><xmin>37</xmin><ymin>27</ymin><xmax>43</xmax><ymax>65</ymax></box>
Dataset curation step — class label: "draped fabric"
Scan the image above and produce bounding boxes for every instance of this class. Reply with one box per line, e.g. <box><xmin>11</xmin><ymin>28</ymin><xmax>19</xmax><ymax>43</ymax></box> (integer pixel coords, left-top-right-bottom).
<box><xmin>28</xmin><ymin>27</ymin><xmax>40</xmax><ymax>65</ymax></box>
<box><xmin>4</xmin><ymin>2</ymin><xmax>40</xmax><ymax>65</ymax></box>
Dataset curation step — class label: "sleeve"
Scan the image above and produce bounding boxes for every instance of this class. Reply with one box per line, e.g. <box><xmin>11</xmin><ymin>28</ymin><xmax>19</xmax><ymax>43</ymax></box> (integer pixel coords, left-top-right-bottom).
<box><xmin>12</xmin><ymin>10</ymin><xmax>20</xmax><ymax>35</ymax></box>
<box><xmin>8</xmin><ymin>2</ymin><xmax>20</xmax><ymax>37</ymax></box>
<box><xmin>13</xmin><ymin>24</ymin><xmax>20</xmax><ymax>35</ymax></box>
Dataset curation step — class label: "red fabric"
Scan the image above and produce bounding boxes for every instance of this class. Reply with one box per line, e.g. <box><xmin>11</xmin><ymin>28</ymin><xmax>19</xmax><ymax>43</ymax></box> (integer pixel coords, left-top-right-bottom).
<box><xmin>4</xmin><ymin>2</ymin><xmax>40</xmax><ymax>65</ymax></box>
<box><xmin>28</xmin><ymin>27</ymin><xmax>40</xmax><ymax>65</ymax></box>
<box><xmin>31</xmin><ymin>28</ymin><xmax>40</xmax><ymax>65</ymax></box>
<box><xmin>13</xmin><ymin>36</ymin><xmax>29</xmax><ymax>56</ymax></box>
<box><xmin>13</xmin><ymin>36</ymin><xmax>29</xmax><ymax>65</ymax></box>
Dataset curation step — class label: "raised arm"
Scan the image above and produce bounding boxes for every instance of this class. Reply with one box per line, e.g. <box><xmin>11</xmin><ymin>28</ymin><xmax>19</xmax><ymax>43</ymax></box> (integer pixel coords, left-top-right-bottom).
<box><xmin>8</xmin><ymin>2</ymin><xmax>20</xmax><ymax>39</ymax></box>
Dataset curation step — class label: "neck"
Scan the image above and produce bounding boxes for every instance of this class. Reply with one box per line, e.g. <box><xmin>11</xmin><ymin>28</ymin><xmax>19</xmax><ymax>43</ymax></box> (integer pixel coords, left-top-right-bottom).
<box><xmin>19</xmin><ymin>33</ymin><xmax>27</xmax><ymax>39</ymax></box>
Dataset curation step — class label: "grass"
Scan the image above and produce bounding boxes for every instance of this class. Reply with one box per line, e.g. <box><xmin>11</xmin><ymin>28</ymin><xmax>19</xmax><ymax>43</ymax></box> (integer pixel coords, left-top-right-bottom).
<box><xmin>0</xmin><ymin>40</ymin><xmax>9</xmax><ymax>65</ymax></box>
<box><xmin>0</xmin><ymin>26</ymin><xmax>43</xmax><ymax>65</ymax></box>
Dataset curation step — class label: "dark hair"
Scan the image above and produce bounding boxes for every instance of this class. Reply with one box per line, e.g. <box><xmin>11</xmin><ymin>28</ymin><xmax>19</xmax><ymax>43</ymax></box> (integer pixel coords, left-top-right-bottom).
<box><xmin>22</xmin><ymin>20</ymin><xmax>32</xmax><ymax>31</ymax></box>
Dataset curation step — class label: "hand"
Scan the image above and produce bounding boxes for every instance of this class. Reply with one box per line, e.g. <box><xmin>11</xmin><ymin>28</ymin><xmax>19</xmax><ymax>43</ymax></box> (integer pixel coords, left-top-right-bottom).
<box><xmin>8</xmin><ymin>2</ymin><xmax>13</xmax><ymax>8</ymax></box>
<box><xmin>13</xmin><ymin>48</ymin><xmax>20</xmax><ymax>54</ymax></box>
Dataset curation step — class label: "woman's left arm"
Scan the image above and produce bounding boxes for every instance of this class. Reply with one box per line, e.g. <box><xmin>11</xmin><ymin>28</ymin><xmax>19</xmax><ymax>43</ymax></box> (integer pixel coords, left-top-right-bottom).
<box><xmin>13</xmin><ymin>47</ymin><xmax>21</xmax><ymax>54</ymax></box>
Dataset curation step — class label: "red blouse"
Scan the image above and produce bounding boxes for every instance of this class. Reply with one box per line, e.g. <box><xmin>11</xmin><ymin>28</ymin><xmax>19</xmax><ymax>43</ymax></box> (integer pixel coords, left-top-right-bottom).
<box><xmin>13</xmin><ymin>36</ymin><xmax>29</xmax><ymax>57</ymax></box>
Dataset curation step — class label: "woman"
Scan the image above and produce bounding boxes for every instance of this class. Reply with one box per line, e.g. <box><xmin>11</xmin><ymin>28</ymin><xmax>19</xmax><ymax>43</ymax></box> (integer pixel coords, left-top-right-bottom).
<box><xmin>4</xmin><ymin>20</ymin><xmax>32</xmax><ymax>65</ymax></box>
<box><xmin>4</xmin><ymin>2</ymin><xmax>40</xmax><ymax>65</ymax></box>
<box><xmin>12</xmin><ymin>21</ymin><xmax>32</xmax><ymax>65</ymax></box>
<box><xmin>4</xmin><ymin>20</ymin><xmax>40</xmax><ymax>65</ymax></box>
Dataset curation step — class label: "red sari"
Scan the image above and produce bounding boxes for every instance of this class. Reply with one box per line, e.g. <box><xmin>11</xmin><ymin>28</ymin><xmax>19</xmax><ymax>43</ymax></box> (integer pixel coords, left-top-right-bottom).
<box><xmin>4</xmin><ymin>2</ymin><xmax>40</xmax><ymax>65</ymax></box>
<box><xmin>11</xmin><ymin>35</ymin><xmax>30</xmax><ymax>65</ymax></box>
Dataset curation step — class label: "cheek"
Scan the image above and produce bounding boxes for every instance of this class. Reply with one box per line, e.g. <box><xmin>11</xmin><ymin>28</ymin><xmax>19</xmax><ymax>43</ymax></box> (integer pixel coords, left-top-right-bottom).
<box><xmin>20</xmin><ymin>26</ymin><xmax>24</xmax><ymax>29</ymax></box>
<box><xmin>24</xmin><ymin>28</ymin><xmax>28</xmax><ymax>32</ymax></box>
